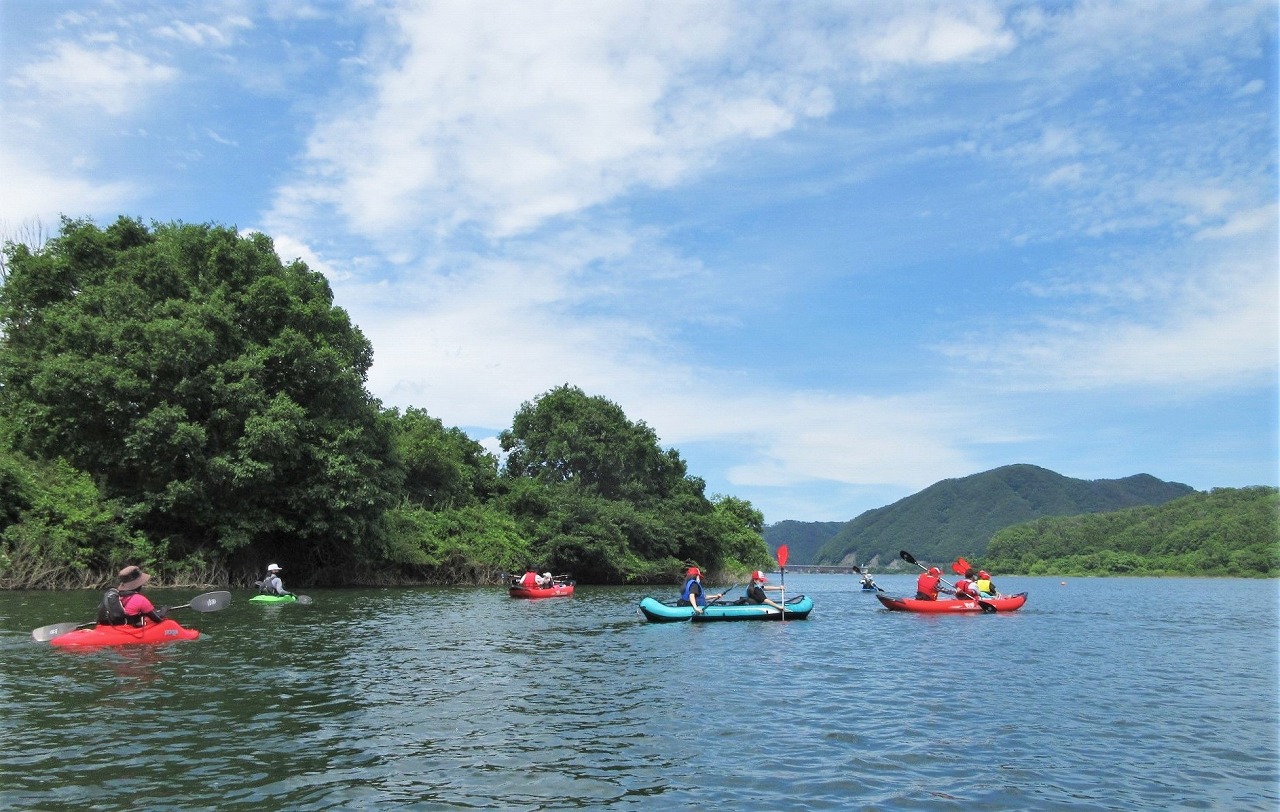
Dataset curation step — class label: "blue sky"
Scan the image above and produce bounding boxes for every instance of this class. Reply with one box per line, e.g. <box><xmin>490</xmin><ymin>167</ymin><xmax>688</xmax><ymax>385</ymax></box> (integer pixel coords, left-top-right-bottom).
<box><xmin>1</xmin><ymin>1</ymin><xmax>1276</xmax><ymax>523</ymax></box>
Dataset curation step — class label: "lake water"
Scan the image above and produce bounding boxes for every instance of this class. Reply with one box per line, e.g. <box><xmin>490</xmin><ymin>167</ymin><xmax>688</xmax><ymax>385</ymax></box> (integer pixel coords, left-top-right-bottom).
<box><xmin>2</xmin><ymin>575</ymin><xmax>1277</xmax><ymax>811</ymax></box>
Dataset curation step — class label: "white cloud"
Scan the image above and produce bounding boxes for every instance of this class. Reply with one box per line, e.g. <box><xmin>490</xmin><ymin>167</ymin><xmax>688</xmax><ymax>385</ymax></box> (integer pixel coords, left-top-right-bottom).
<box><xmin>856</xmin><ymin>2</ymin><xmax>1015</xmax><ymax>68</ymax></box>
<box><xmin>9</xmin><ymin>42</ymin><xmax>177</xmax><ymax>115</ymax></box>
<box><xmin>943</xmin><ymin>240</ymin><xmax>1279</xmax><ymax>393</ymax></box>
<box><xmin>0</xmin><ymin>145</ymin><xmax>135</xmax><ymax>224</ymax></box>
<box><xmin>271</xmin><ymin>1</ymin><xmax>838</xmax><ymax>246</ymax></box>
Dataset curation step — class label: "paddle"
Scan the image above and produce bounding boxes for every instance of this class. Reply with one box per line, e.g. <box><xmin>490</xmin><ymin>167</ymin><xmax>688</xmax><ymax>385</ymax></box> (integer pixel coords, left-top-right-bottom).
<box><xmin>851</xmin><ymin>564</ymin><xmax>886</xmax><ymax>592</ymax></box>
<box><xmin>32</xmin><ymin>590</ymin><xmax>234</xmax><ymax>642</ymax></box>
<box><xmin>777</xmin><ymin>545</ymin><xmax>789</xmax><ymax>620</ymax></box>
<box><xmin>899</xmin><ymin>551</ymin><xmax>995</xmax><ymax>613</ymax></box>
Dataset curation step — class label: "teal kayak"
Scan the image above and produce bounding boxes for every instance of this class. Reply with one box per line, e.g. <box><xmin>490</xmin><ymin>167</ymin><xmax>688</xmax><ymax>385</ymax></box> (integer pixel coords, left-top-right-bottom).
<box><xmin>249</xmin><ymin>594</ymin><xmax>297</xmax><ymax>604</ymax></box>
<box><xmin>639</xmin><ymin>594</ymin><xmax>814</xmax><ymax>623</ymax></box>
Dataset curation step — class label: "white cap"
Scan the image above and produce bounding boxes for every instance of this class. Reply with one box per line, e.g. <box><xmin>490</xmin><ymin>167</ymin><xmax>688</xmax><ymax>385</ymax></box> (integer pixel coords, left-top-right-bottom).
<box><xmin>267</xmin><ymin>563</ymin><xmax>281</xmax><ymax>572</ymax></box>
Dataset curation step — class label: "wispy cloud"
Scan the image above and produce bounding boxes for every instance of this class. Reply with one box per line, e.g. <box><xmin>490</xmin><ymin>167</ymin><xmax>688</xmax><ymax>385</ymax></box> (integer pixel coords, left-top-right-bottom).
<box><xmin>9</xmin><ymin>41</ymin><xmax>177</xmax><ymax>115</ymax></box>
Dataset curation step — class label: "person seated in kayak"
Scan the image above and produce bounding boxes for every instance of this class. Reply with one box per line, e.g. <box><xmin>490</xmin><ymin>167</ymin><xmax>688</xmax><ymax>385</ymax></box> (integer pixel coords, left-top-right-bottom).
<box><xmin>678</xmin><ymin>567</ymin><xmax>724</xmax><ymax>614</ymax></box>
<box><xmin>915</xmin><ymin>566</ymin><xmax>945</xmax><ymax>600</ymax></box>
<box><xmin>536</xmin><ymin>572</ymin><xmax>553</xmax><ymax>588</ymax></box>
<box><xmin>953</xmin><ymin>569</ymin><xmax>978</xmax><ymax>600</ymax></box>
<box><xmin>860</xmin><ymin>572</ymin><xmax>877</xmax><ymax>589</ymax></box>
<box><xmin>518</xmin><ymin>570</ymin><xmax>539</xmax><ymax>589</ymax></box>
<box><xmin>974</xmin><ymin>570</ymin><xmax>999</xmax><ymax>597</ymax></box>
<box><xmin>260</xmin><ymin>563</ymin><xmax>290</xmax><ymax>596</ymax></box>
<box><xmin>745</xmin><ymin>570</ymin><xmax>785</xmax><ymax>610</ymax></box>
<box><xmin>101</xmin><ymin>566</ymin><xmax>167</xmax><ymax>627</ymax></box>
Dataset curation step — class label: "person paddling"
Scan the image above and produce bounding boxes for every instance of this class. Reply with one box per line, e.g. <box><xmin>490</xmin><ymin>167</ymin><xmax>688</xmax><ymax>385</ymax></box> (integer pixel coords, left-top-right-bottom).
<box><xmin>745</xmin><ymin>570</ymin><xmax>785</xmax><ymax>610</ymax></box>
<box><xmin>953</xmin><ymin>569</ymin><xmax>978</xmax><ymax>600</ymax></box>
<box><xmin>99</xmin><ymin>566</ymin><xmax>167</xmax><ymax>627</ymax></box>
<box><xmin>915</xmin><ymin>566</ymin><xmax>944</xmax><ymax>601</ymax></box>
<box><xmin>259</xmin><ymin>563</ymin><xmax>291</xmax><ymax>597</ymax></box>
<box><xmin>974</xmin><ymin>570</ymin><xmax>999</xmax><ymax>597</ymax></box>
<box><xmin>679</xmin><ymin>567</ymin><xmax>723</xmax><ymax>614</ymax></box>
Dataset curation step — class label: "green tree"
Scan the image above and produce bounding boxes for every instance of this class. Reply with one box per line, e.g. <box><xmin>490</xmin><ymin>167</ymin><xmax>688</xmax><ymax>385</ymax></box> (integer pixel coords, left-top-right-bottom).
<box><xmin>497</xmin><ymin>385</ymin><xmax>771</xmax><ymax>581</ymax></box>
<box><xmin>390</xmin><ymin>406</ymin><xmax>497</xmax><ymax>510</ymax></box>
<box><xmin>500</xmin><ymin>384</ymin><xmax>687</xmax><ymax>503</ymax></box>
<box><xmin>0</xmin><ymin>217</ymin><xmax>396</xmax><ymax>578</ymax></box>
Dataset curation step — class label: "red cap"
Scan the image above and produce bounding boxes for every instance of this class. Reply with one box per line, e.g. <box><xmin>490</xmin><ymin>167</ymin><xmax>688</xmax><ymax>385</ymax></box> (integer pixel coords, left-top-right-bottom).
<box><xmin>978</xmin><ymin>571</ymin><xmax>990</xmax><ymax>579</ymax></box>
<box><xmin>928</xmin><ymin>567</ymin><xmax>940</xmax><ymax>575</ymax></box>
<box><xmin>686</xmin><ymin>567</ymin><xmax>701</xmax><ymax>577</ymax></box>
<box><xmin>750</xmin><ymin>570</ymin><xmax>767</xmax><ymax>582</ymax></box>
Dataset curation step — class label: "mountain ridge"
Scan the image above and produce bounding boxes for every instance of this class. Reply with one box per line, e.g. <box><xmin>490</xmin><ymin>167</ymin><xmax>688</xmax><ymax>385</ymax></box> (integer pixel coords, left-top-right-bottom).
<box><xmin>763</xmin><ymin>464</ymin><xmax>1196</xmax><ymax>566</ymax></box>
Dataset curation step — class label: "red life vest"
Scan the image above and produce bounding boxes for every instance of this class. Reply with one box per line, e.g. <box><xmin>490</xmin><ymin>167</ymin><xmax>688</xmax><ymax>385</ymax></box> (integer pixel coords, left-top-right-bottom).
<box><xmin>916</xmin><ymin>572</ymin><xmax>941</xmax><ymax>600</ymax></box>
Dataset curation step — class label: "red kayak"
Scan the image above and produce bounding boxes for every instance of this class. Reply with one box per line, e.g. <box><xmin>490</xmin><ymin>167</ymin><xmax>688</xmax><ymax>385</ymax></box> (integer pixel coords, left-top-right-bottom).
<box><xmin>508</xmin><ymin>582</ymin><xmax>574</xmax><ymax>599</ymax></box>
<box><xmin>49</xmin><ymin>619</ymin><xmax>201</xmax><ymax>648</ymax></box>
<box><xmin>877</xmin><ymin>592</ymin><xmax>1028</xmax><ymax>613</ymax></box>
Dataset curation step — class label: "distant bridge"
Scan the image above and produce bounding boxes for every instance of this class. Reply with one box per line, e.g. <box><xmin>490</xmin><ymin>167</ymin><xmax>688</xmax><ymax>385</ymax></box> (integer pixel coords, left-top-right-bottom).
<box><xmin>775</xmin><ymin>564</ymin><xmax>861</xmax><ymax>574</ymax></box>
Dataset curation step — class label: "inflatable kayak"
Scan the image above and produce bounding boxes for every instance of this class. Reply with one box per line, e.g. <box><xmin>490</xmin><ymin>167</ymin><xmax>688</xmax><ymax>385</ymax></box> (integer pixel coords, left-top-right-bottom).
<box><xmin>876</xmin><ymin>592</ymin><xmax>1028</xmax><ymax>613</ymax></box>
<box><xmin>249</xmin><ymin>594</ymin><xmax>297</xmax><ymax>604</ymax></box>
<box><xmin>639</xmin><ymin>594</ymin><xmax>814</xmax><ymax>623</ymax></box>
<box><xmin>509</xmin><ymin>582</ymin><xmax>574</xmax><ymax>599</ymax></box>
<box><xmin>49</xmin><ymin>619</ymin><xmax>200</xmax><ymax>648</ymax></box>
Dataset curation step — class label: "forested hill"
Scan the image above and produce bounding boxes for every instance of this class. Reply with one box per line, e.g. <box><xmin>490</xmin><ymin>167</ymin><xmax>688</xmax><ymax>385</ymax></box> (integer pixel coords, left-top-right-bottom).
<box><xmin>760</xmin><ymin>520</ymin><xmax>844</xmax><ymax>566</ymax></box>
<box><xmin>983</xmin><ymin>486</ymin><xmax>1278</xmax><ymax>576</ymax></box>
<box><xmin>800</xmin><ymin>464</ymin><xmax>1194</xmax><ymax>567</ymax></box>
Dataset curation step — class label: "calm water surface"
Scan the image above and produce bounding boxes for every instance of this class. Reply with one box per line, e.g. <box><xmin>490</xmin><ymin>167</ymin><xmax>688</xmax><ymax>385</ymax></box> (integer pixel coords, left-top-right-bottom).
<box><xmin>2</xmin><ymin>575</ymin><xmax>1276</xmax><ymax>811</ymax></box>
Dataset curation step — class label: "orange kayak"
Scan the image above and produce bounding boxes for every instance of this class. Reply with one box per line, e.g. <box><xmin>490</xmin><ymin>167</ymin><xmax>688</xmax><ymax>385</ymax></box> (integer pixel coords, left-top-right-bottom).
<box><xmin>49</xmin><ymin>619</ymin><xmax>200</xmax><ymax>647</ymax></box>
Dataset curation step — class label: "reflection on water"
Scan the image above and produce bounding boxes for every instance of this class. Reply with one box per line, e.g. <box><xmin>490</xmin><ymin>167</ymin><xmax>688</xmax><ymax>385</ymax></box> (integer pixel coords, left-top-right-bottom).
<box><xmin>2</xmin><ymin>576</ymin><xmax>1277</xmax><ymax>810</ymax></box>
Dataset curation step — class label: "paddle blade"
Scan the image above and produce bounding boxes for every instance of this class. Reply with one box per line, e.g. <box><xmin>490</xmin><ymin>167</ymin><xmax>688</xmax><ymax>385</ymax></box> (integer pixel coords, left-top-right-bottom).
<box><xmin>951</xmin><ymin>557</ymin><xmax>971</xmax><ymax>576</ymax></box>
<box><xmin>185</xmin><ymin>591</ymin><xmax>233</xmax><ymax>612</ymax></box>
<box><xmin>32</xmin><ymin>622</ymin><xmax>83</xmax><ymax>643</ymax></box>
<box><xmin>899</xmin><ymin>550</ymin><xmax>917</xmax><ymax>565</ymax></box>
<box><xmin>294</xmin><ymin>594</ymin><xmax>314</xmax><ymax>605</ymax></box>
<box><xmin>777</xmin><ymin>545</ymin><xmax>789</xmax><ymax>568</ymax></box>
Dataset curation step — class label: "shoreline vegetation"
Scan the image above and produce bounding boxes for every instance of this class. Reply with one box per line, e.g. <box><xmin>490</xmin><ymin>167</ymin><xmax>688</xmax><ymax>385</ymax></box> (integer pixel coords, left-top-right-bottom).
<box><xmin>1</xmin><ymin>219</ymin><xmax>1274</xmax><ymax>590</ymax></box>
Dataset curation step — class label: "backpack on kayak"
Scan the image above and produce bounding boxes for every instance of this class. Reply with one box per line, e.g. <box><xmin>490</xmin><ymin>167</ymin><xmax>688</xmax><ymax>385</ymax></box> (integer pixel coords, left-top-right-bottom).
<box><xmin>96</xmin><ymin>587</ymin><xmax>127</xmax><ymax>626</ymax></box>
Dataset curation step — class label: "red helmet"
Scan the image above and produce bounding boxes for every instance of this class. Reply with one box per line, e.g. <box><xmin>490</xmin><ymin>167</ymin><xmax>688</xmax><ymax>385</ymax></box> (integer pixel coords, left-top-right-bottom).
<box><xmin>927</xmin><ymin>567</ymin><xmax>940</xmax><ymax>576</ymax></box>
<box><xmin>750</xmin><ymin>570</ymin><xmax>767</xmax><ymax>582</ymax></box>
<box><xmin>686</xmin><ymin>567</ymin><xmax>701</xmax><ymax>577</ymax></box>
<box><xmin>978</xmin><ymin>571</ymin><xmax>990</xmax><ymax>579</ymax></box>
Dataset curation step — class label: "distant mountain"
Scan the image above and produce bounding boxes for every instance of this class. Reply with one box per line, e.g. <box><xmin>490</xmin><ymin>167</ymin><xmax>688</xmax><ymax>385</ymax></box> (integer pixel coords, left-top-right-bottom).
<box><xmin>802</xmin><ymin>464</ymin><xmax>1195</xmax><ymax>568</ymax></box>
<box><xmin>761</xmin><ymin>520</ymin><xmax>844</xmax><ymax>565</ymax></box>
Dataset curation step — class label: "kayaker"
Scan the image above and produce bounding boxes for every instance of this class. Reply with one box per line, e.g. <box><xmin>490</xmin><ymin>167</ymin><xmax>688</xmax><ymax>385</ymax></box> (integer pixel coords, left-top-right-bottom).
<box><xmin>106</xmin><ymin>566</ymin><xmax>167</xmax><ymax>627</ymax></box>
<box><xmin>953</xmin><ymin>570</ymin><xmax>977</xmax><ymax>600</ymax></box>
<box><xmin>915</xmin><ymin>566</ymin><xmax>943</xmax><ymax>600</ymax></box>
<box><xmin>260</xmin><ymin>563</ymin><xmax>290</xmax><ymax>596</ymax></box>
<box><xmin>536</xmin><ymin>572</ymin><xmax>553</xmax><ymax>588</ymax></box>
<box><xmin>860</xmin><ymin>572</ymin><xmax>877</xmax><ymax>590</ymax></box>
<box><xmin>974</xmin><ymin>570</ymin><xmax>999</xmax><ymax>597</ymax></box>
<box><xmin>679</xmin><ymin>567</ymin><xmax>723</xmax><ymax>614</ymax></box>
<box><xmin>745</xmin><ymin>570</ymin><xmax>785</xmax><ymax>610</ymax></box>
<box><xmin>519</xmin><ymin>570</ymin><xmax>539</xmax><ymax>589</ymax></box>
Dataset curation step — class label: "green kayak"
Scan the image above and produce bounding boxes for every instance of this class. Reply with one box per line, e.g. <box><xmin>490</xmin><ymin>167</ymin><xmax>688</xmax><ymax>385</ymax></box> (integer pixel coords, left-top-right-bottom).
<box><xmin>249</xmin><ymin>594</ymin><xmax>297</xmax><ymax>604</ymax></box>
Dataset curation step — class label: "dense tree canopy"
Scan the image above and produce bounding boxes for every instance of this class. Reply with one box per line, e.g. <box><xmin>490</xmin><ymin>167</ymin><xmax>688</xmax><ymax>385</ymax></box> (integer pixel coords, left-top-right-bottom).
<box><xmin>0</xmin><ymin>219</ymin><xmax>772</xmax><ymax>587</ymax></box>
<box><xmin>498</xmin><ymin>385</ymin><xmax>772</xmax><ymax>582</ymax></box>
<box><xmin>983</xmin><ymin>487</ymin><xmax>1279</xmax><ymax>576</ymax></box>
<box><xmin>0</xmin><ymin>217</ymin><xmax>397</xmax><ymax>579</ymax></box>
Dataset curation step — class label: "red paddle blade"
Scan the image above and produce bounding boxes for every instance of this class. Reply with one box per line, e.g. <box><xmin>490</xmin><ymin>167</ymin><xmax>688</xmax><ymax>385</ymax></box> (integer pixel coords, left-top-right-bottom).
<box><xmin>777</xmin><ymin>545</ymin><xmax>789</xmax><ymax>568</ymax></box>
<box><xmin>951</xmin><ymin>557</ymin><xmax>971</xmax><ymax>576</ymax></box>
